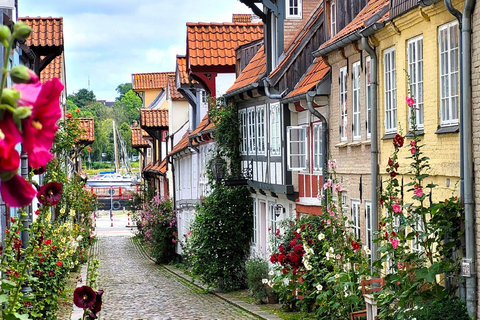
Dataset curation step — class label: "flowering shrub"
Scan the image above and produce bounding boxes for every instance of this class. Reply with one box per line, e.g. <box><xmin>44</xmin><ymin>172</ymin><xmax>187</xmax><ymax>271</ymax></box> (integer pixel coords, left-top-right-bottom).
<box><xmin>269</xmin><ymin>162</ymin><xmax>370</xmax><ymax>319</ymax></box>
<box><xmin>374</xmin><ymin>96</ymin><xmax>463</xmax><ymax>319</ymax></box>
<box><xmin>136</xmin><ymin>192</ymin><xmax>177</xmax><ymax>263</ymax></box>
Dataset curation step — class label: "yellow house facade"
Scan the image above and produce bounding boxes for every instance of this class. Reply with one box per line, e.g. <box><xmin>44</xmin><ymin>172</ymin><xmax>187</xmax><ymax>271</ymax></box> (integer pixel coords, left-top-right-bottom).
<box><xmin>375</xmin><ymin>0</ymin><xmax>463</xmax><ymax>202</ymax></box>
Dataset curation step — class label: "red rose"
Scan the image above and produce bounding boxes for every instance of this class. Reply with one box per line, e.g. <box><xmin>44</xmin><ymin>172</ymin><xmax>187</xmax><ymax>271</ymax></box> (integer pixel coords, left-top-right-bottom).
<box><xmin>270</xmin><ymin>254</ymin><xmax>278</xmax><ymax>263</ymax></box>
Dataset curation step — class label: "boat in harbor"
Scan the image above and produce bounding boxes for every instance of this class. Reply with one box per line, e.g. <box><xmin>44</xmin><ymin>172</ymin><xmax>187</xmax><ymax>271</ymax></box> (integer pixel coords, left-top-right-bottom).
<box><xmin>86</xmin><ymin>173</ymin><xmax>133</xmax><ymax>187</ymax></box>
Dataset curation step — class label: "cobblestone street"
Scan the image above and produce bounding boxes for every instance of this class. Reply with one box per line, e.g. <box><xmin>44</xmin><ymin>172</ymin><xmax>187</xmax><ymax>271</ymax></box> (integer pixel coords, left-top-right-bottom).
<box><xmin>95</xmin><ymin>214</ymin><xmax>260</xmax><ymax>320</ymax></box>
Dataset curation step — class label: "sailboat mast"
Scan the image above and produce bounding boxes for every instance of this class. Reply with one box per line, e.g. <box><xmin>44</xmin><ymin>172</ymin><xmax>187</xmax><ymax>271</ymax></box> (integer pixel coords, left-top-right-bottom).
<box><xmin>113</xmin><ymin>120</ymin><xmax>119</xmax><ymax>173</ymax></box>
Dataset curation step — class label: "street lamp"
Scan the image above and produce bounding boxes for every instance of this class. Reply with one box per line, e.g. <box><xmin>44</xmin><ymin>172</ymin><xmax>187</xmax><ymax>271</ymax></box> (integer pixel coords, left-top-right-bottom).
<box><xmin>211</xmin><ymin>157</ymin><xmax>226</xmax><ymax>181</ymax></box>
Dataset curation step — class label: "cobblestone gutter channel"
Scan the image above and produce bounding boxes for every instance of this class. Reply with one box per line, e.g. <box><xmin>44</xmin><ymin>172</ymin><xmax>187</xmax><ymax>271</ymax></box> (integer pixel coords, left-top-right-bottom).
<box><xmin>94</xmin><ymin>235</ymin><xmax>281</xmax><ymax>320</ymax></box>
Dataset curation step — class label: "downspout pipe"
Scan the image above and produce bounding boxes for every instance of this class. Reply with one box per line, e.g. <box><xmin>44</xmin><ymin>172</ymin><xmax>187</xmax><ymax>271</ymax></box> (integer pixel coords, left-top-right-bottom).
<box><xmin>361</xmin><ymin>35</ymin><xmax>379</xmax><ymax>268</ymax></box>
<box><xmin>168</xmin><ymin>135</ymin><xmax>177</xmax><ymax>212</ymax></box>
<box><xmin>263</xmin><ymin>78</ymin><xmax>286</xmax><ymax>99</ymax></box>
<box><xmin>306</xmin><ymin>92</ymin><xmax>328</xmax><ymax>205</ymax></box>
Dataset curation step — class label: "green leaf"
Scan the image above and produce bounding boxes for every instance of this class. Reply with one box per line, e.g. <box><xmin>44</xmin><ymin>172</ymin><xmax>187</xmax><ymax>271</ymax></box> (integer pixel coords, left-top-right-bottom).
<box><xmin>0</xmin><ymin>294</ymin><xmax>7</xmax><ymax>303</ymax></box>
<box><xmin>13</xmin><ymin>312</ymin><xmax>30</xmax><ymax>320</ymax></box>
<box><xmin>1</xmin><ymin>279</ymin><xmax>17</xmax><ymax>290</ymax></box>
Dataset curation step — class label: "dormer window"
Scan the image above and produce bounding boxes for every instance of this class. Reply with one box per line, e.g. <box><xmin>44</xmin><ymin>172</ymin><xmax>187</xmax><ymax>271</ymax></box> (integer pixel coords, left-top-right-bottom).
<box><xmin>330</xmin><ymin>1</ymin><xmax>337</xmax><ymax>38</ymax></box>
<box><xmin>286</xmin><ymin>0</ymin><xmax>302</xmax><ymax>19</ymax></box>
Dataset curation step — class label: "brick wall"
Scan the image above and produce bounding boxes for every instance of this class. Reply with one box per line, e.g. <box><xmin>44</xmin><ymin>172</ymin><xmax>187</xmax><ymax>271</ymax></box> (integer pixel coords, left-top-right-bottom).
<box><xmin>471</xmin><ymin>3</ymin><xmax>480</xmax><ymax>319</ymax></box>
<box><xmin>283</xmin><ymin>0</ymin><xmax>320</xmax><ymax>50</ymax></box>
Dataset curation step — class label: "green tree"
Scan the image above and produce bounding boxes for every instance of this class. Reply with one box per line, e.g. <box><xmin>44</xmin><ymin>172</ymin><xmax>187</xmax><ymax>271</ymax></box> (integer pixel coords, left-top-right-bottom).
<box><xmin>115</xmin><ymin>83</ymin><xmax>133</xmax><ymax>100</ymax></box>
<box><xmin>68</xmin><ymin>88</ymin><xmax>96</xmax><ymax>108</ymax></box>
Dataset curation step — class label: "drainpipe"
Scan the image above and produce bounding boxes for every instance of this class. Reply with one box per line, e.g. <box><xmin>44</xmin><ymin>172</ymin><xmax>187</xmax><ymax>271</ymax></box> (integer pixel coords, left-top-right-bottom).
<box><xmin>306</xmin><ymin>92</ymin><xmax>328</xmax><ymax>205</ymax></box>
<box><xmin>168</xmin><ymin>135</ymin><xmax>177</xmax><ymax>212</ymax></box>
<box><xmin>444</xmin><ymin>0</ymin><xmax>476</xmax><ymax>317</ymax></box>
<box><xmin>361</xmin><ymin>35</ymin><xmax>379</xmax><ymax>268</ymax></box>
<box><xmin>263</xmin><ymin>78</ymin><xmax>286</xmax><ymax>99</ymax></box>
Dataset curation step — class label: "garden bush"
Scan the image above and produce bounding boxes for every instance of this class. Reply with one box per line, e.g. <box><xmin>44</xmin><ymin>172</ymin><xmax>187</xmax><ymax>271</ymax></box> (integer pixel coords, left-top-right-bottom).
<box><xmin>410</xmin><ymin>299</ymin><xmax>469</xmax><ymax>320</ymax></box>
<box><xmin>246</xmin><ymin>257</ymin><xmax>269</xmax><ymax>303</ymax></box>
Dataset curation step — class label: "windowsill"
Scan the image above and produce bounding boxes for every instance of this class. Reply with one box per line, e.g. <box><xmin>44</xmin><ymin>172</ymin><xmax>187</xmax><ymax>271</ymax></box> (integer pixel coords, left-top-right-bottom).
<box><xmin>435</xmin><ymin>125</ymin><xmax>459</xmax><ymax>134</ymax></box>
<box><xmin>348</xmin><ymin>141</ymin><xmax>362</xmax><ymax>147</ymax></box>
<box><xmin>405</xmin><ymin>130</ymin><xmax>424</xmax><ymax>137</ymax></box>
<box><xmin>362</xmin><ymin>140</ymin><xmax>371</xmax><ymax>145</ymax></box>
<box><xmin>381</xmin><ymin>132</ymin><xmax>397</xmax><ymax>140</ymax></box>
<box><xmin>335</xmin><ymin>142</ymin><xmax>348</xmax><ymax>148</ymax></box>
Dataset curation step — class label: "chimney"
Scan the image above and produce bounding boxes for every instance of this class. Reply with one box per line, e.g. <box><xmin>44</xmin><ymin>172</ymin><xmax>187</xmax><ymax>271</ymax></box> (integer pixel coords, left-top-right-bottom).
<box><xmin>232</xmin><ymin>14</ymin><xmax>251</xmax><ymax>23</ymax></box>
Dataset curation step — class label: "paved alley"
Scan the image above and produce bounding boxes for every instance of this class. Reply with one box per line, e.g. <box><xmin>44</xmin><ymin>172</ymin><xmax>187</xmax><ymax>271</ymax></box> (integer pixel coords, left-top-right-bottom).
<box><xmin>95</xmin><ymin>214</ymin><xmax>260</xmax><ymax>320</ymax></box>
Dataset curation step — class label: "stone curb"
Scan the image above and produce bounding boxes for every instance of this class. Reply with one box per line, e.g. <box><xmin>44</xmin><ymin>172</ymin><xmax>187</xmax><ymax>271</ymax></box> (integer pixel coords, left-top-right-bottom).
<box><xmin>133</xmin><ymin>238</ymin><xmax>282</xmax><ymax>320</ymax></box>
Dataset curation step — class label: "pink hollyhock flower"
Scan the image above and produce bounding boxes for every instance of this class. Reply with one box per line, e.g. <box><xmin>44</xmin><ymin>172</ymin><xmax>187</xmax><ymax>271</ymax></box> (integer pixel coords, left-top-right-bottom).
<box><xmin>414</xmin><ymin>188</ymin><xmax>423</xmax><ymax>197</ymax></box>
<box><xmin>391</xmin><ymin>238</ymin><xmax>399</xmax><ymax>249</ymax></box>
<box><xmin>323</xmin><ymin>179</ymin><xmax>332</xmax><ymax>190</ymax></box>
<box><xmin>36</xmin><ymin>181</ymin><xmax>63</xmax><ymax>206</ymax></box>
<box><xmin>410</xmin><ymin>147</ymin><xmax>416</xmax><ymax>154</ymax></box>
<box><xmin>0</xmin><ymin>113</ymin><xmax>21</xmax><ymax>173</ymax></box>
<box><xmin>406</xmin><ymin>96</ymin><xmax>415</xmax><ymax>106</ymax></box>
<box><xmin>0</xmin><ymin>174</ymin><xmax>36</xmax><ymax>208</ymax></box>
<box><xmin>410</xmin><ymin>141</ymin><xmax>415</xmax><ymax>147</ymax></box>
<box><xmin>397</xmin><ymin>262</ymin><xmax>405</xmax><ymax>269</ymax></box>
<box><xmin>17</xmin><ymin>78</ymin><xmax>64</xmax><ymax>169</ymax></box>
<box><xmin>333</xmin><ymin>183</ymin><xmax>343</xmax><ymax>193</ymax></box>
<box><xmin>392</xmin><ymin>204</ymin><xmax>402</xmax><ymax>213</ymax></box>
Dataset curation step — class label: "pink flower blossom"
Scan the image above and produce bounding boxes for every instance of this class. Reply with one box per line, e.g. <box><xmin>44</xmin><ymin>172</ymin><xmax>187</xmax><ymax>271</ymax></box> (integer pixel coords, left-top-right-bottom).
<box><xmin>391</xmin><ymin>238</ymin><xmax>399</xmax><ymax>249</ymax></box>
<box><xmin>327</xmin><ymin>219</ymin><xmax>331</xmax><ymax>225</ymax></box>
<box><xmin>397</xmin><ymin>262</ymin><xmax>405</xmax><ymax>269</ymax></box>
<box><xmin>328</xmin><ymin>159</ymin><xmax>338</xmax><ymax>170</ymax></box>
<box><xmin>17</xmin><ymin>78</ymin><xmax>64</xmax><ymax>169</ymax></box>
<box><xmin>0</xmin><ymin>174</ymin><xmax>36</xmax><ymax>208</ymax></box>
<box><xmin>410</xmin><ymin>141</ymin><xmax>415</xmax><ymax>147</ymax></box>
<box><xmin>333</xmin><ymin>183</ymin><xmax>343</xmax><ymax>193</ymax></box>
<box><xmin>323</xmin><ymin>179</ymin><xmax>332</xmax><ymax>190</ymax></box>
<box><xmin>414</xmin><ymin>188</ymin><xmax>423</xmax><ymax>197</ymax></box>
<box><xmin>410</xmin><ymin>147</ymin><xmax>416</xmax><ymax>154</ymax></box>
<box><xmin>406</xmin><ymin>96</ymin><xmax>415</xmax><ymax>106</ymax></box>
<box><xmin>392</xmin><ymin>204</ymin><xmax>402</xmax><ymax>213</ymax></box>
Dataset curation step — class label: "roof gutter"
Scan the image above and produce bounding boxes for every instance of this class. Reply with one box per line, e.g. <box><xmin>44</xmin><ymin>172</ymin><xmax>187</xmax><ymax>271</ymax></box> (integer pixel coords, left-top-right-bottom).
<box><xmin>306</xmin><ymin>91</ymin><xmax>328</xmax><ymax>205</ymax></box>
<box><xmin>361</xmin><ymin>34</ymin><xmax>379</xmax><ymax>270</ymax></box>
<box><xmin>263</xmin><ymin>78</ymin><xmax>286</xmax><ymax>99</ymax></box>
<box><xmin>444</xmin><ymin>0</ymin><xmax>476</xmax><ymax>317</ymax></box>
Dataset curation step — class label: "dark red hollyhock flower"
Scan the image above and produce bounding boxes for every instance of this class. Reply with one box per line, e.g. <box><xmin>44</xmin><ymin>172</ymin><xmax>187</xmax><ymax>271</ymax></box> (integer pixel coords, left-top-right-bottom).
<box><xmin>37</xmin><ymin>181</ymin><xmax>63</xmax><ymax>206</ymax></box>
<box><xmin>390</xmin><ymin>171</ymin><xmax>397</xmax><ymax>178</ymax></box>
<box><xmin>393</xmin><ymin>134</ymin><xmax>404</xmax><ymax>148</ymax></box>
<box><xmin>48</xmin><ymin>271</ymin><xmax>54</xmax><ymax>276</ymax></box>
<box><xmin>350</xmin><ymin>241</ymin><xmax>360</xmax><ymax>250</ymax></box>
<box><xmin>91</xmin><ymin>290</ymin><xmax>104</xmax><ymax>315</ymax></box>
<box><xmin>73</xmin><ymin>286</ymin><xmax>96</xmax><ymax>309</ymax></box>
<box><xmin>32</xmin><ymin>166</ymin><xmax>46</xmax><ymax>175</ymax></box>
<box><xmin>270</xmin><ymin>254</ymin><xmax>278</xmax><ymax>263</ymax></box>
<box><xmin>388</xmin><ymin>158</ymin><xmax>394</xmax><ymax>167</ymax></box>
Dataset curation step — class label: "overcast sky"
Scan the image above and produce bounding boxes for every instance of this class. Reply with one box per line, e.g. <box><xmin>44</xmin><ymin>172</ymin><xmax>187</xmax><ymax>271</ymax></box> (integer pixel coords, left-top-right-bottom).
<box><xmin>18</xmin><ymin>0</ymin><xmax>252</xmax><ymax>101</ymax></box>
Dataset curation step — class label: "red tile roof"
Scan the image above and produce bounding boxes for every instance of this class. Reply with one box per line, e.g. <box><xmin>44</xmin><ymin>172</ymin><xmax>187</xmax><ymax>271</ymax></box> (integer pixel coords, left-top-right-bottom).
<box><xmin>317</xmin><ymin>0</ymin><xmax>390</xmax><ymax>52</ymax></box>
<box><xmin>269</xmin><ymin>5</ymin><xmax>324</xmax><ymax>80</ymax></box>
<box><xmin>190</xmin><ymin>114</ymin><xmax>215</xmax><ymax>136</ymax></box>
<box><xmin>176</xmin><ymin>56</ymin><xmax>190</xmax><ymax>85</ymax></box>
<box><xmin>286</xmin><ymin>58</ymin><xmax>330</xmax><ymax>98</ymax></box>
<box><xmin>227</xmin><ymin>46</ymin><xmax>265</xmax><ymax>94</ymax></box>
<box><xmin>77</xmin><ymin>118</ymin><xmax>94</xmax><ymax>143</ymax></box>
<box><xmin>170</xmin><ymin>131</ymin><xmax>198</xmax><ymax>156</ymax></box>
<box><xmin>145</xmin><ymin>159</ymin><xmax>167</xmax><ymax>174</ymax></box>
<box><xmin>19</xmin><ymin>17</ymin><xmax>63</xmax><ymax>47</ymax></box>
<box><xmin>168</xmin><ymin>74</ymin><xmax>184</xmax><ymax>100</ymax></box>
<box><xmin>140</xmin><ymin>109</ymin><xmax>168</xmax><ymax>128</ymax></box>
<box><xmin>40</xmin><ymin>53</ymin><xmax>63</xmax><ymax>83</ymax></box>
<box><xmin>132</xmin><ymin>72</ymin><xmax>174</xmax><ymax>91</ymax></box>
<box><xmin>187</xmin><ymin>22</ymin><xmax>263</xmax><ymax>67</ymax></box>
<box><xmin>131</xmin><ymin>127</ymin><xmax>150</xmax><ymax>148</ymax></box>
<box><xmin>232</xmin><ymin>14</ymin><xmax>252</xmax><ymax>23</ymax></box>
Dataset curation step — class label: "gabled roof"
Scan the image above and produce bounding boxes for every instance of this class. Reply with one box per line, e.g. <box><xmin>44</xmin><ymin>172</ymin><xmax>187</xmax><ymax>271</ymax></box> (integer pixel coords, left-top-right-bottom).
<box><xmin>226</xmin><ymin>46</ymin><xmax>266</xmax><ymax>95</ymax></box>
<box><xmin>190</xmin><ymin>114</ymin><xmax>215</xmax><ymax>136</ymax></box>
<box><xmin>132</xmin><ymin>72</ymin><xmax>174</xmax><ymax>91</ymax></box>
<box><xmin>168</xmin><ymin>74</ymin><xmax>184</xmax><ymax>100</ymax></box>
<box><xmin>131</xmin><ymin>127</ymin><xmax>150</xmax><ymax>148</ymax></box>
<box><xmin>77</xmin><ymin>118</ymin><xmax>94</xmax><ymax>143</ymax></box>
<box><xmin>186</xmin><ymin>22</ymin><xmax>263</xmax><ymax>68</ymax></box>
<box><xmin>19</xmin><ymin>17</ymin><xmax>63</xmax><ymax>47</ymax></box>
<box><xmin>169</xmin><ymin>131</ymin><xmax>199</xmax><ymax>156</ymax></box>
<box><xmin>285</xmin><ymin>57</ymin><xmax>330</xmax><ymax>99</ymax></box>
<box><xmin>176</xmin><ymin>56</ymin><xmax>190</xmax><ymax>85</ymax></box>
<box><xmin>316</xmin><ymin>0</ymin><xmax>390</xmax><ymax>55</ymax></box>
<box><xmin>269</xmin><ymin>5</ymin><xmax>324</xmax><ymax>82</ymax></box>
<box><xmin>140</xmin><ymin>109</ymin><xmax>168</xmax><ymax>128</ymax></box>
<box><xmin>40</xmin><ymin>52</ymin><xmax>63</xmax><ymax>83</ymax></box>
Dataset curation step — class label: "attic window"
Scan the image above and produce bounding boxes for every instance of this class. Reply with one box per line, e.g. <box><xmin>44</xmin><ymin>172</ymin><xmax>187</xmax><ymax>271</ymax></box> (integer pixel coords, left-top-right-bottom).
<box><xmin>286</xmin><ymin>0</ymin><xmax>302</xmax><ymax>19</ymax></box>
<box><xmin>330</xmin><ymin>1</ymin><xmax>337</xmax><ymax>38</ymax></box>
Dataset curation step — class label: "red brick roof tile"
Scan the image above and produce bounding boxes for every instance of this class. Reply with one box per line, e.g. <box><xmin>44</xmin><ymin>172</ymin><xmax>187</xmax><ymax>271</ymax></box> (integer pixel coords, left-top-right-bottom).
<box><xmin>40</xmin><ymin>53</ymin><xmax>63</xmax><ymax>83</ymax></box>
<box><xmin>132</xmin><ymin>72</ymin><xmax>174</xmax><ymax>91</ymax></box>
<box><xmin>190</xmin><ymin>114</ymin><xmax>215</xmax><ymax>136</ymax></box>
<box><xmin>232</xmin><ymin>14</ymin><xmax>252</xmax><ymax>23</ymax></box>
<box><xmin>168</xmin><ymin>74</ymin><xmax>184</xmax><ymax>100</ymax></box>
<box><xmin>145</xmin><ymin>159</ymin><xmax>167</xmax><ymax>174</ymax></box>
<box><xmin>176</xmin><ymin>56</ymin><xmax>190</xmax><ymax>85</ymax></box>
<box><xmin>187</xmin><ymin>22</ymin><xmax>263</xmax><ymax>67</ymax></box>
<box><xmin>317</xmin><ymin>0</ymin><xmax>390</xmax><ymax>52</ymax></box>
<box><xmin>19</xmin><ymin>17</ymin><xmax>63</xmax><ymax>47</ymax></box>
<box><xmin>227</xmin><ymin>46</ymin><xmax>265</xmax><ymax>94</ymax></box>
<box><xmin>170</xmin><ymin>131</ymin><xmax>199</xmax><ymax>156</ymax></box>
<box><xmin>140</xmin><ymin>109</ymin><xmax>168</xmax><ymax>128</ymax></box>
<box><xmin>131</xmin><ymin>127</ymin><xmax>150</xmax><ymax>148</ymax></box>
<box><xmin>286</xmin><ymin>57</ymin><xmax>330</xmax><ymax>98</ymax></box>
<box><xmin>77</xmin><ymin>118</ymin><xmax>94</xmax><ymax>143</ymax></box>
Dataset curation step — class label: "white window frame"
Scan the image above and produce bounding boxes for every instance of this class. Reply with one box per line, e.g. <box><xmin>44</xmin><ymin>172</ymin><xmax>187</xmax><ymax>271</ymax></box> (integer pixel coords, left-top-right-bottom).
<box><xmin>239</xmin><ymin>109</ymin><xmax>247</xmax><ymax>155</ymax></box>
<box><xmin>146</xmin><ymin>147</ymin><xmax>152</xmax><ymax>158</ymax></box>
<box><xmin>352</xmin><ymin>61</ymin><xmax>361</xmax><ymax>140</ymax></box>
<box><xmin>330</xmin><ymin>1</ymin><xmax>336</xmax><ymax>38</ymax></box>
<box><xmin>269</xmin><ymin>202</ymin><xmax>278</xmax><ymax>248</ymax></box>
<box><xmin>341</xmin><ymin>192</ymin><xmax>348</xmax><ymax>216</ymax></box>
<box><xmin>407</xmin><ymin>35</ymin><xmax>424</xmax><ymax>129</ymax></box>
<box><xmin>339</xmin><ymin>66</ymin><xmax>348</xmax><ymax>141</ymax></box>
<box><xmin>365</xmin><ymin>56</ymin><xmax>372</xmax><ymax>139</ymax></box>
<box><xmin>365</xmin><ymin>201</ymin><xmax>372</xmax><ymax>253</ymax></box>
<box><xmin>383</xmin><ymin>47</ymin><xmax>397</xmax><ymax>133</ymax></box>
<box><xmin>270</xmin><ymin>102</ymin><xmax>281</xmax><ymax>157</ymax></box>
<box><xmin>247</xmin><ymin>107</ymin><xmax>256</xmax><ymax>154</ymax></box>
<box><xmin>313</xmin><ymin>122</ymin><xmax>323</xmax><ymax>173</ymax></box>
<box><xmin>252</xmin><ymin>199</ymin><xmax>258</xmax><ymax>246</ymax></box>
<box><xmin>351</xmin><ymin>200</ymin><xmax>361</xmax><ymax>239</ymax></box>
<box><xmin>287</xmin><ymin>126</ymin><xmax>308</xmax><ymax>171</ymax></box>
<box><xmin>411</xmin><ymin>211</ymin><xmax>425</xmax><ymax>254</ymax></box>
<box><xmin>256</xmin><ymin>105</ymin><xmax>266</xmax><ymax>155</ymax></box>
<box><xmin>439</xmin><ymin>21</ymin><xmax>459</xmax><ymax>126</ymax></box>
<box><xmin>286</xmin><ymin>0</ymin><xmax>302</xmax><ymax>19</ymax></box>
